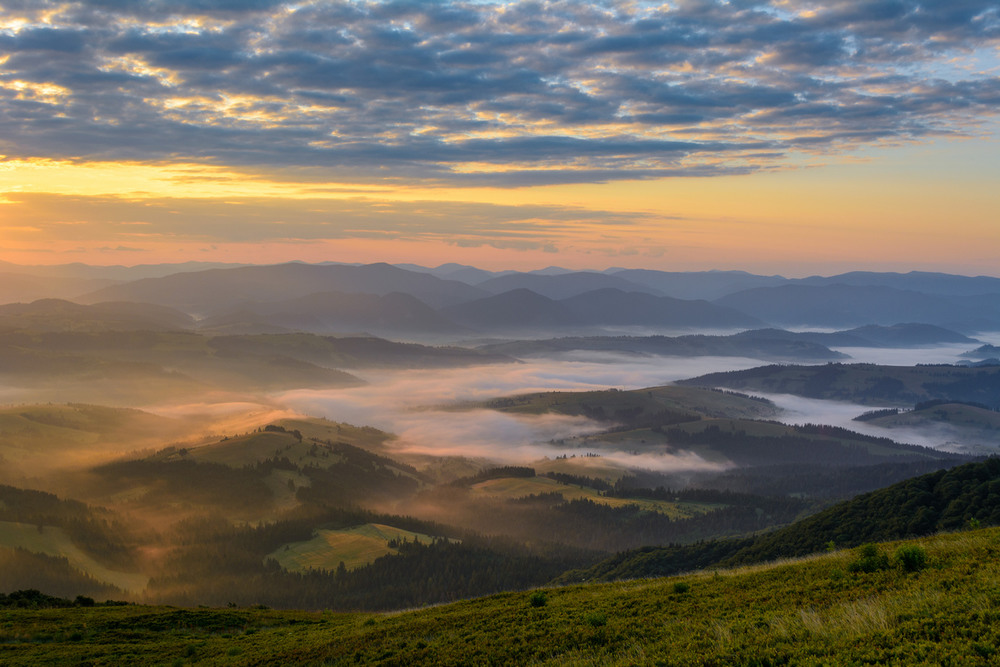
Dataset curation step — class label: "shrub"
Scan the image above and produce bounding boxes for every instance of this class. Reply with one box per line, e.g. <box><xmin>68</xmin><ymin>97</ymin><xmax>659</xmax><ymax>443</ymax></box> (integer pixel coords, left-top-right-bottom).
<box><xmin>529</xmin><ymin>591</ymin><xmax>547</xmax><ymax>608</ymax></box>
<box><xmin>584</xmin><ymin>612</ymin><xmax>607</xmax><ymax>627</ymax></box>
<box><xmin>847</xmin><ymin>544</ymin><xmax>890</xmax><ymax>573</ymax></box>
<box><xmin>673</xmin><ymin>582</ymin><xmax>690</xmax><ymax>594</ymax></box>
<box><xmin>894</xmin><ymin>545</ymin><xmax>928</xmax><ymax>572</ymax></box>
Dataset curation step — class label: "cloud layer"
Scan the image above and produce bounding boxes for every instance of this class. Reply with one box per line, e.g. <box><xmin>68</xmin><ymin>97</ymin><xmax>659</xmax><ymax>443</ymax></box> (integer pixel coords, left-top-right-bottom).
<box><xmin>2</xmin><ymin>0</ymin><xmax>998</xmax><ymax>184</ymax></box>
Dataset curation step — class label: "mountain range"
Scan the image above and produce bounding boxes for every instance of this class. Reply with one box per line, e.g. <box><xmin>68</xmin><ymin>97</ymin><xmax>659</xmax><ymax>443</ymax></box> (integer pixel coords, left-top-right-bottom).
<box><xmin>0</xmin><ymin>261</ymin><xmax>997</xmax><ymax>337</ymax></box>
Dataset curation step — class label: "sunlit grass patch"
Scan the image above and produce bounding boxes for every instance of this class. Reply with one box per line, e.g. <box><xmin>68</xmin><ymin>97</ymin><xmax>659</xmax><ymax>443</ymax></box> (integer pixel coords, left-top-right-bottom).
<box><xmin>266</xmin><ymin>523</ymin><xmax>442</xmax><ymax>572</ymax></box>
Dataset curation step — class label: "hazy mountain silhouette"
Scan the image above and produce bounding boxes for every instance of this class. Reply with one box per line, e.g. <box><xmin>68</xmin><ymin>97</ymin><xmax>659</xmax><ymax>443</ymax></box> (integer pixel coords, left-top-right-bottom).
<box><xmin>441</xmin><ymin>288</ymin><xmax>761</xmax><ymax>332</ymax></box>
<box><xmin>393</xmin><ymin>263</ymin><xmax>515</xmax><ymax>285</ymax></box>
<box><xmin>199</xmin><ymin>291</ymin><xmax>464</xmax><ymax>336</ymax></box>
<box><xmin>0</xmin><ymin>273</ymin><xmax>119</xmax><ymax>304</ymax></box>
<box><xmin>715</xmin><ymin>284</ymin><xmax>1000</xmax><ymax>330</ymax></box>
<box><xmin>476</xmin><ymin>272</ymin><xmax>659</xmax><ymax>299</ymax></box>
<box><xmin>560</xmin><ymin>288</ymin><xmax>762</xmax><ymax>328</ymax></box>
<box><xmin>441</xmin><ymin>289</ymin><xmax>581</xmax><ymax>330</ymax></box>
<box><xmin>77</xmin><ymin>263</ymin><xmax>489</xmax><ymax>315</ymax></box>
<box><xmin>796</xmin><ymin>271</ymin><xmax>1000</xmax><ymax>296</ymax></box>
<box><xmin>608</xmin><ymin>269</ymin><xmax>787</xmax><ymax>300</ymax></box>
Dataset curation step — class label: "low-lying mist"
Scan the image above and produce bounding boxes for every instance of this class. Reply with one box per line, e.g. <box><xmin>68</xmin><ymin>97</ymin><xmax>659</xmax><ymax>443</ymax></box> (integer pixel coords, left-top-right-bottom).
<box><xmin>760</xmin><ymin>392</ymin><xmax>994</xmax><ymax>454</ymax></box>
<box><xmin>829</xmin><ymin>343</ymin><xmax>983</xmax><ymax>366</ymax></box>
<box><xmin>275</xmin><ymin>354</ymin><xmax>767</xmax><ymax>471</ymax></box>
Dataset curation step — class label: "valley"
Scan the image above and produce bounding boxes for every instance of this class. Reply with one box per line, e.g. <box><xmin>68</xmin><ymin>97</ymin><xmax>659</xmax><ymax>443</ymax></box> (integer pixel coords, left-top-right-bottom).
<box><xmin>0</xmin><ymin>261</ymin><xmax>998</xmax><ymax>663</ymax></box>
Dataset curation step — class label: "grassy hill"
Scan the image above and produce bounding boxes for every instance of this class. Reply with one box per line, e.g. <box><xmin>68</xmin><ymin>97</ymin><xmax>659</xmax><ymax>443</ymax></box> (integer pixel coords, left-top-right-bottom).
<box><xmin>0</xmin><ymin>403</ymin><xmax>190</xmax><ymax>477</ymax></box>
<box><xmin>2</xmin><ymin>527</ymin><xmax>998</xmax><ymax>665</ymax></box>
<box><xmin>562</xmin><ymin>457</ymin><xmax>1000</xmax><ymax>583</ymax></box>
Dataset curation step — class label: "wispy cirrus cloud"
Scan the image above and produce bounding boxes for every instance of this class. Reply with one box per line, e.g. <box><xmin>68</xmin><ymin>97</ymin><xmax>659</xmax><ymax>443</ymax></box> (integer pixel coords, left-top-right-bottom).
<box><xmin>0</xmin><ymin>191</ymin><xmax>661</xmax><ymax>250</ymax></box>
<box><xmin>0</xmin><ymin>0</ymin><xmax>997</xmax><ymax>185</ymax></box>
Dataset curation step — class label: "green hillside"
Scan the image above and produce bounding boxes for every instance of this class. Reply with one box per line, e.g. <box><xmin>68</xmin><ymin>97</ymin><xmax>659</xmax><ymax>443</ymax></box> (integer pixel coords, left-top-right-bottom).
<box><xmin>564</xmin><ymin>457</ymin><xmax>1000</xmax><ymax>583</ymax></box>
<box><xmin>2</xmin><ymin>527</ymin><xmax>999</xmax><ymax>665</ymax></box>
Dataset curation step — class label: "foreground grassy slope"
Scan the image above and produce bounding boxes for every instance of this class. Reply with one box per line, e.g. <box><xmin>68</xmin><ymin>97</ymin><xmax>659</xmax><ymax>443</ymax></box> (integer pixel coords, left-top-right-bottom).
<box><xmin>3</xmin><ymin>527</ymin><xmax>999</xmax><ymax>665</ymax></box>
<box><xmin>565</xmin><ymin>457</ymin><xmax>1000</xmax><ymax>583</ymax></box>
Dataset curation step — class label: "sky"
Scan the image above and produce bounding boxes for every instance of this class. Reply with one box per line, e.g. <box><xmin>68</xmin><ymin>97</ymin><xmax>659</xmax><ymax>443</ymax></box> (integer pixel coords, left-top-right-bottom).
<box><xmin>0</xmin><ymin>0</ymin><xmax>998</xmax><ymax>276</ymax></box>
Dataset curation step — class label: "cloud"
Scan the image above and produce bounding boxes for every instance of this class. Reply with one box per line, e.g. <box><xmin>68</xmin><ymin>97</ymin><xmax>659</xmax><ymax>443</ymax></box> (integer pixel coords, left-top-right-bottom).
<box><xmin>0</xmin><ymin>1</ymin><xmax>996</xmax><ymax>184</ymax></box>
<box><xmin>0</xmin><ymin>191</ymin><xmax>655</xmax><ymax>247</ymax></box>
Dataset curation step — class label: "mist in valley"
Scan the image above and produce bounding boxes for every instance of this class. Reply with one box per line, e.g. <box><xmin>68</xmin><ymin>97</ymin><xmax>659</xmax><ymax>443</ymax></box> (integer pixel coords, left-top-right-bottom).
<box><xmin>1</xmin><ymin>262</ymin><xmax>998</xmax><ymax>611</ymax></box>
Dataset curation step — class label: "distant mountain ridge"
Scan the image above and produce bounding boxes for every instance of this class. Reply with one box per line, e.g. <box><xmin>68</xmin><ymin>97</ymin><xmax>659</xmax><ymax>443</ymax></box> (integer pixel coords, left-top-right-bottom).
<box><xmin>77</xmin><ymin>263</ymin><xmax>489</xmax><ymax>314</ymax></box>
<box><xmin>198</xmin><ymin>291</ymin><xmax>466</xmax><ymax>337</ymax></box>
<box><xmin>444</xmin><ymin>287</ymin><xmax>761</xmax><ymax>332</ymax></box>
<box><xmin>475</xmin><ymin>272</ymin><xmax>661</xmax><ymax>299</ymax></box>
<box><xmin>714</xmin><ymin>284</ymin><xmax>1000</xmax><ymax>331</ymax></box>
<box><xmin>4</xmin><ymin>261</ymin><xmax>999</xmax><ymax>336</ymax></box>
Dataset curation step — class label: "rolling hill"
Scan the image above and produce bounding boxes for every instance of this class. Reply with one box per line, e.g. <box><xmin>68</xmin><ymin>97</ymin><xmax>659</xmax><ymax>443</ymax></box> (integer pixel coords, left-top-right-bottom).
<box><xmin>0</xmin><ymin>299</ymin><xmax>193</xmax><ymax>332</ymax></box>
<box><xmin>734</xmin><ymin>323</ymin><xmax>978</xmax><ymax>348</ymax></box>
<box><xmin>678</xmin><ymin>362</ymin><xmax>1000</xmax><ymax>409</ymax></box>
<box><xmin>560</xmin><ymin>457</ymin><xmax>1000</xmax><ymax>583</ymax></box>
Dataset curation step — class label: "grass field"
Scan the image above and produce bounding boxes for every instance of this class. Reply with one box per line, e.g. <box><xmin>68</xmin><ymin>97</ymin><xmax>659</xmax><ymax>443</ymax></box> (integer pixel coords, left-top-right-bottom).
<box><xmin>2</xmin><ymin>527</ymin><xmax>998</xmax><ymax>665</ymax></box>
<box><xmin>266</xmin><ymin>523</ymin><xmax>441</xmax><ymax>573</ymax></box>
<box><xmin>470</xmin><ymin>477</ymin><xmax>719</xmax><ymax>518</ymax></box>
<box><xmin>0</xmin><ymin>522</ymin><xmax>147</xmax><ymax>594</ymax></box>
